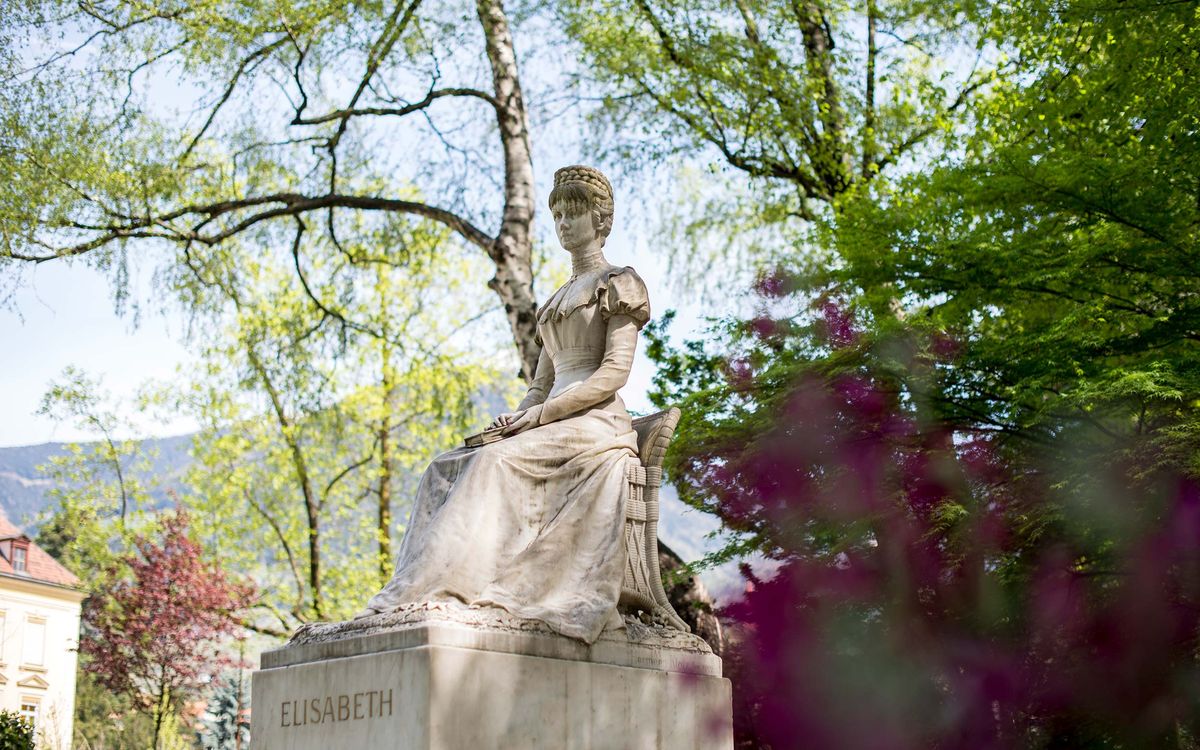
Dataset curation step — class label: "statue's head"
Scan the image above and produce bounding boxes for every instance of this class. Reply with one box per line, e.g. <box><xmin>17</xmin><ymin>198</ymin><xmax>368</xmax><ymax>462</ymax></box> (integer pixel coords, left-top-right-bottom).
<box><xmin>549</xmin><ymin>165</ymin><xmax>614</xmax><ymax>247</ymax></box>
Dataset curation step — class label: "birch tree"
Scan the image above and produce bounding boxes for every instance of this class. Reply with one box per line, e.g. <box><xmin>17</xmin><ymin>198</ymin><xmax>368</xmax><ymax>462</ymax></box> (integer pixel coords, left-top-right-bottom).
<box><xmin>2</xmin><ymin>0</ymin><xmax>543</xmax><ymax>377</ymax></box>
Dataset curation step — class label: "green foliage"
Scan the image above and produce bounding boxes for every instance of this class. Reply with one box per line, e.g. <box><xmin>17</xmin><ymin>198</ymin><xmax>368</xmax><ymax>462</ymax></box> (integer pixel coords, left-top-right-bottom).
<box><xmin>34</xmin><ymin>368</ymin><xmax>166</xmax><ymax>589</ymax></box>
<box><xmin>0</xmin><ymin>710</ymin><xmax>34</xmax><ymax>750</ymax></box>
<box><xmin>72</xmin><ymin>668</ymin><xmax>162</xmax><ymax>750</ymax></box>
<box><xmin>832</xmin><ymin>0</ymin><xmax>1200</xmax><ymax>476</ymax></box>
<box><xmin>650</xmin><ymin>0</ymin><xmax>1200</xmax><ymax>548</ymax></box>
<box><xmin>32</xmin><ymin>377</ymin><xmax>200</xmax><ymax>749</ymax></box>
<box><xmin>641</xmin><ymin>5</ymin><xmax>1200</xmax><ymax>742</ymax></box>
<box><xmin>565</xmin><ymin>0</ymin><xmax>991</xmax><ymax>176</ymax></box>
<box><xmin>560</xmin><ymin>0</ymin><xmax>1004</xmax><ymax>286</ymax></box>
<box><xmin>640</xmin><ymin>5</ymin><xmax>1200</xmax><ymax>738</ymax></box>
<box><xmin>642</xmin><ymin>311</ymin><xmax>726</xmax><ymax>409</ymax></box>
<box><xmin>196</xmin><ymin>673</ymin><xmax>250</xmax><ymax>750</ymax></box>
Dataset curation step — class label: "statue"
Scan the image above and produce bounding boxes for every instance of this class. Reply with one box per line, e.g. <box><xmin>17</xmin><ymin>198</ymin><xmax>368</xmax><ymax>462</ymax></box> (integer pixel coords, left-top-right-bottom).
<box><xmin>357</xmin><ymin>165</ymin><xmax>652</xmax><ymax>644</ymax></box>
<box><xmin>258</xmin><ymin>167</ymin><xmax>731</xmax><ymax>750</ymax></box>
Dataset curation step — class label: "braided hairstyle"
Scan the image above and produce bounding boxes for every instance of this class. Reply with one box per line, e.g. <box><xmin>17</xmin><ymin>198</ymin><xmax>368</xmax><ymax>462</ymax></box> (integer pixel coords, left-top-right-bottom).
<box><xmin>548</xmin><ymin>165</ymin><xmax>615</xmax><ymax>246</ymax></box>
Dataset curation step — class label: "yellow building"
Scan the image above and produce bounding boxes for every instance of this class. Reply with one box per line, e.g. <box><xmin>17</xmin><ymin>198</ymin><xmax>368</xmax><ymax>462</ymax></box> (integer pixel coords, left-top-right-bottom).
<box><xmin>0</xmin><ymin>514</ymin><xmax>85</xmax><ymax>750</ymax></box>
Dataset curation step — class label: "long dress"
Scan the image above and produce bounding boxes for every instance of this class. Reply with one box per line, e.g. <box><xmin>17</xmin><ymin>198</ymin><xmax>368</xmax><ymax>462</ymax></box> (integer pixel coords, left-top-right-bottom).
<box><xmin>362</xmin><ymin>265</ymin><xmax>651</xmax><ymax>644</ymax></box>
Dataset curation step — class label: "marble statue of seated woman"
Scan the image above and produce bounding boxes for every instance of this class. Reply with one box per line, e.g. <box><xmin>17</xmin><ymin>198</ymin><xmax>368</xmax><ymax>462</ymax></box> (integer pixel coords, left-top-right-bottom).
<box><xmin>357</xmin><ymin>165</ymin><xmax>650</xmax><ymax>644</ymax></box>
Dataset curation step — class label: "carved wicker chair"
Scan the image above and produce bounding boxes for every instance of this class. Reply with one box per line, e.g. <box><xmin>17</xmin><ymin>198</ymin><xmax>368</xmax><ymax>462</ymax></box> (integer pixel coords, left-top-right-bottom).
<box><xmin>619</xmin><ymin>407</ymin><xmax>690</xmax><ymax>632</ymax></box>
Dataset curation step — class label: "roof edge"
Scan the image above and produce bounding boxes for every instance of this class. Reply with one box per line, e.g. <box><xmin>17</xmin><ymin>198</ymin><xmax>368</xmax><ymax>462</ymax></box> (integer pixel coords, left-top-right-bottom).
<box><xmin>0</xmin><ymin>572</ymin><xmax>89</xmax><ymax>599</ymax></box>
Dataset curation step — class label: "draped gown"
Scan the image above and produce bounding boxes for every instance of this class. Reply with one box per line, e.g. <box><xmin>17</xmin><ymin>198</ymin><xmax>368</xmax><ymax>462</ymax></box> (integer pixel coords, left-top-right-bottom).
<box><xmin>362</xmin><ymin>266</ymin><xmax>650</xmax><ymax>644</ymax></box>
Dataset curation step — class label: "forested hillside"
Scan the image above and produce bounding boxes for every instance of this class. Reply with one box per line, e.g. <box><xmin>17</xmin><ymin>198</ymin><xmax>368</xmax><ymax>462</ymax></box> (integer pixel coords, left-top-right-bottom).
<box><xmin>0</xmin><ymin>435</ymin><xmax>191</xmax><ymax>526</ymax></box>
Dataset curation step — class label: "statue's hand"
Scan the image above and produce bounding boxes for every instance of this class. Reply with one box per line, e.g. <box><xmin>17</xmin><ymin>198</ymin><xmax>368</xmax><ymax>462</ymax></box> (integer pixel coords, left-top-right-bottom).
<box><xmin>501</xmin><ymin>404</ymin><xmax>543</xmax><ymax>436</ymax></box>
<box><xmin>490</xmin><ymin>411</ymin><xmax>523</xmax><ymax>429</ymax></box>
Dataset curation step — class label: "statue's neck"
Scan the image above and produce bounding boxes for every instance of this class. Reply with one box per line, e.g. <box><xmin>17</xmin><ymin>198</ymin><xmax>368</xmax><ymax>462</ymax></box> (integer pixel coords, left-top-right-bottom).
<box><xmin>571</xmin><ymin>243</ymin><xmax>607</xmax><ymax>277</ymax></box>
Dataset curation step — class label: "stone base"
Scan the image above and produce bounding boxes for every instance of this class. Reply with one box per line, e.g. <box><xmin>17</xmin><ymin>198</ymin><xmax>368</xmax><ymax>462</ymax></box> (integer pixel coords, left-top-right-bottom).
<box><xmin>250</xmin><ymin>604</ymin><xmax>733</xmax><ymax>749</ymax></box>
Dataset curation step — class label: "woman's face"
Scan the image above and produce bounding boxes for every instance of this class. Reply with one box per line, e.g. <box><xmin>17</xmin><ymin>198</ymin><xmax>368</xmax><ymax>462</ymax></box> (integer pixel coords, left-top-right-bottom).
<box><xmin>551</xmin><ymin>202</ymin><xmax>596</xmax><ymax>252</ymax></box>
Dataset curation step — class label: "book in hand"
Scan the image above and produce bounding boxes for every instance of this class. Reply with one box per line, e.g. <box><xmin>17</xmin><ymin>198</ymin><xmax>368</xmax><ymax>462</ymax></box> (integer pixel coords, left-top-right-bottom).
<box><xmin>463</xmin><ymin>426</ymin><xmax>507</xmax><ymax>448</ymax></box>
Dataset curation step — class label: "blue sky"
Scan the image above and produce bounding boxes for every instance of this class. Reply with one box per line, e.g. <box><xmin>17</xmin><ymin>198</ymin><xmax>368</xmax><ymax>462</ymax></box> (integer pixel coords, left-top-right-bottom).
<box><xmin>1</xmin><ymin>260</ymin><xmax>197</xmax><ymax>446</ymax></box>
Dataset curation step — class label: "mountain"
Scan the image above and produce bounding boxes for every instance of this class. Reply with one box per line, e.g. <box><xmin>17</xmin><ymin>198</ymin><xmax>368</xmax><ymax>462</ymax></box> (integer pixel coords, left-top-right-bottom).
<box><xmin>0</xmin><ymin>434</ymin><xmax>195</xmax><ymax>529</ymax></box>
<box><xmin>0</xmin><ymin>433</ymin><xmax>746</xmax><ymax>601</ymax></box>
<box><xmin>0</xmin><ymin>442</ymin><xmax>59</xmax><ymax>528</ymax></box>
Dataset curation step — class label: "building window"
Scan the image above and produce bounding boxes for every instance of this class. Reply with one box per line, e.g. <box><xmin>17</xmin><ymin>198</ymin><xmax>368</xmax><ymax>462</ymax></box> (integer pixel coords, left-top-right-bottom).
<box><xmin>19</xmin><ymin>700</ymin><xmax>38</xmax><ymax>733</ymax></box>
<box><xmin>22</xmin><ymin>619</ymin><xmax>45</xmax><ymax>667</ymax></box>
<box><xmin>12</xmin><ymin>546</ymin><xmax>26</xmax><ymax>573</ymax></box>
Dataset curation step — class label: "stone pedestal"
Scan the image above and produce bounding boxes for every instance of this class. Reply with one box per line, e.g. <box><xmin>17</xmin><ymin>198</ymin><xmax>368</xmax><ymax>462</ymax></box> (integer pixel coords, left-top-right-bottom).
<box><xmin>250</xmin><ymin>605</ymin><xmax>733</xmax><ymax>750</ymax></box>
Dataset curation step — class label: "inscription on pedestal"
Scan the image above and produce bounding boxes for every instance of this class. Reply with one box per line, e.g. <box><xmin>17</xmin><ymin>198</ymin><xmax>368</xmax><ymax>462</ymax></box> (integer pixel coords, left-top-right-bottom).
<box><xmin>251</xmin><ymin>626</ymin><xmax>732</xmax><ymax>749</ymax></box>
<box><xmin>280</xmin><ymin>689</ymin><xmax>394</xmax><ymax>728</ymax></box>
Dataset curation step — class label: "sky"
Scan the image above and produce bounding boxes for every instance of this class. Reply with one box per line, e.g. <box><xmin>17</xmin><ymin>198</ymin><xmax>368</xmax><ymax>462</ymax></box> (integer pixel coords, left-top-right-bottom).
<box><xmin>0</xmin><ymin>260</ymin><xmax>198</xmax><ymax>446</ymax></box>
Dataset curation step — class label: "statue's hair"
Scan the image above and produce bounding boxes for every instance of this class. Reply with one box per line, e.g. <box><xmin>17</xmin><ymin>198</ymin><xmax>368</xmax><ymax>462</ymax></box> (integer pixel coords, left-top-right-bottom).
<box><xmin>549</xmin><ymin>165</ymin><xmax>614</xmax><ymax>245</ymax></box>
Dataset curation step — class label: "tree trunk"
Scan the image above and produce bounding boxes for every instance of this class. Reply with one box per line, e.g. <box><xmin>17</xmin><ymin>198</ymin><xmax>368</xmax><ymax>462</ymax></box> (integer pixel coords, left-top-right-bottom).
<box><xmin>477</xmin><ymin>0</ymin><xmax>540</xmax><ymax>383</ymax></box>
<box><xmin>377</xmin><ymin>322</ymin><xmax>396</xmax><ymax>583</ymax></box>
<box><xmin>247</xmin><ymin>348</ymin><xmax>323</xmax><ymax>620</ymax></box>
<box><xmin>791</xmin><ymin>0</ymin><xmax>854</xmax><ymax>192</ymax></box>
<box><xmin>377</xmin><ymin>418</ymin><xmax>393</xmax><ymax>582</ymax></box>
<box><xmin>235</xmin><ymin>640</ymin><xmax>246</xmax><ymax>750</ymax></box>
<box><xmin>152</xmin><ymin>685</ymin><xmax>169</xmax><ymax>750</ymax></box>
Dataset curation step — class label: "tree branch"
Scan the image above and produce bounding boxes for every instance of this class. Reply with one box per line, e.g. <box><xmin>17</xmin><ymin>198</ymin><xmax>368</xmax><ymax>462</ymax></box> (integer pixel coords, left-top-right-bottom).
<box><xmin>630</xmin><ymin>1</ymin><xmax>829</xmax><ymax>205</ymax></box>
<box><xmin>323</xmin><ymin>449</ymin><xmax>377</xmax><ymax>501</ymax></box>
<box><xmin>12</xmin><ymin>192</ymin><xmax>496</xmax><ymax>262</ymax></box>
<box><xmin>241</xmin><ymin>486</ymin><xmax>306</xmax><ymax>617</ymax></box>
<box><xmin>630</xmin><ymin>76</ymin><xmax>825</xmax><ymax>208</ymax></box>
<box><xmin>7</xmin><ymin>7</ymin><xmax>186</xmax><ymax>83</ymax></box>
<box><xmin>182</xmin><ymin>37</ymin><xmax>289</xmax><ymax>159</ymax></box>
<box><xmin>236</xmin><ymin>614</ymin><xmax>290</xmax><ymax>640</ymax></box>
<box><xmin>875</xmin><ymin>52</ymin><xmax>991</xmax><ymax>173</ymax></box>
<box><xmin>291</xmin><ymin>87</ymin><xmax>499</xmax><ymax>126</ymax></box>
<box><xmin>287</xmin><ymin>216</ymin><xmax>404</xmax><ymax>343</ymax></box>
<box><xmin>245</xmin><ymin>345</ymin><xmax>324</xmax><ymax>619</ymax></box>
<box><xmin>324</xmin><ymin>0</ymin><xmax>423</xmax><ymax>157</ymax></box>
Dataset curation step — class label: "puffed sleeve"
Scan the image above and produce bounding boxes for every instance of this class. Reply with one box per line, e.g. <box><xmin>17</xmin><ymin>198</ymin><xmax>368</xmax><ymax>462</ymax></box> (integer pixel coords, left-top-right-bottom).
<box><xmin>600</xmin><ymin>268</ymin><xmax>651</xmax><ymax>330</ymax></box>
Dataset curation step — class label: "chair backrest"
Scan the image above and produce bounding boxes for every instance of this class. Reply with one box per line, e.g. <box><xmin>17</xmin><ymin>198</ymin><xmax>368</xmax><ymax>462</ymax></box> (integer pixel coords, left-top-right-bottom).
<box><xmin>631</xmin><ymin>408</ymin><xmax>681</xmax><ymax>470</ymax></box>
